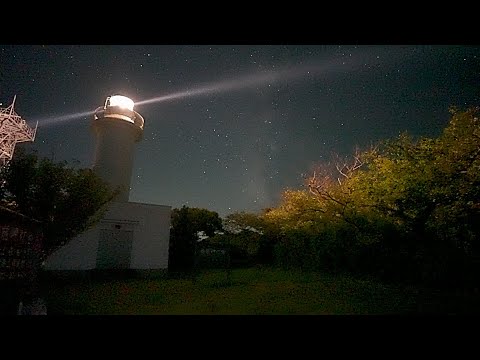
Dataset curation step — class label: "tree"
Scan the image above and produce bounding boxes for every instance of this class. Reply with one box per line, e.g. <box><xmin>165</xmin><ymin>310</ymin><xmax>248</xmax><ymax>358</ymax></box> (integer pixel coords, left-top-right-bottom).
<box><xmin>217</xmin><ymin>211</ymin><xmax>266</xmax><ymax>264</ymax></box>
<box><xmin>184</xmin><ymin>207</ymin><xmax>223</xmax><ymax>237</ymax></box>
<box><xmin>222</xmin><ymin>211</ymin><xmax>266</xmax><ymax>234</ymax></box>
<box><xmin>168</xmin><ymin>206</ymin><xmax>223</xmax><ymax>273</ymax></box>
<box><xmin>425</xmin><ymin>107</ymin><xmax>480</xmax><ymax>271</ymax></box>
<box><xmin>266</xmin><ymin>106</ymin><xmax>480</xmax><ymax>285</ymax></box>
<box><xmin>0</xmin><ymin>147</ymin><xmax>116</xmax><ymax>258</ymax></box>
<box><xmin>263</xmin><ymin>190</ymin><xmax>327</xmax><ymax>231</ymax></box>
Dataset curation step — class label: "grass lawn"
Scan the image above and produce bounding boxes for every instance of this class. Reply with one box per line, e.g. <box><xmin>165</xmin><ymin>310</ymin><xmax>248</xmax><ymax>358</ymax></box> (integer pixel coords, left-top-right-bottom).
<box><xmin>42</xmin><ymin>266</ymin><xmax>480</xmax><ymax>315</ymax></box>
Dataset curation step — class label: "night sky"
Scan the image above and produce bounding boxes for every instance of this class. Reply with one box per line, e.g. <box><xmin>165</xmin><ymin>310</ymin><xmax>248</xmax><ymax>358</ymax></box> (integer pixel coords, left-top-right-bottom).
<box><xmin>1</xmin><ymin>45</ymin><xmax>479</xmax><ymax>216</ymax></box>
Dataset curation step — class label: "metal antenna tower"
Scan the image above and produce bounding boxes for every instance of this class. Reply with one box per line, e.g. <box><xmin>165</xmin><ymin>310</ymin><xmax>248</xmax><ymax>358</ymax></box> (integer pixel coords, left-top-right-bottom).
<box><xmin>0</xmin><ymin>96</ymin><xmax>37</xmax><ymax>166</ymax></box>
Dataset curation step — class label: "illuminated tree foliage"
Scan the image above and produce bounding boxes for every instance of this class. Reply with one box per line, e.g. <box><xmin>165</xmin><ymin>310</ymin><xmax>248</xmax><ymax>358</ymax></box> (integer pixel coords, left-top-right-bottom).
<box><xmin>263</xmin><ymin>107</ymin><xmax>480</xmax><ymax>286</ymax></box>
<box><xmin>0</xmin><ymin>147</ymin><xmax>116</xmax><ymax>258</ymax></box>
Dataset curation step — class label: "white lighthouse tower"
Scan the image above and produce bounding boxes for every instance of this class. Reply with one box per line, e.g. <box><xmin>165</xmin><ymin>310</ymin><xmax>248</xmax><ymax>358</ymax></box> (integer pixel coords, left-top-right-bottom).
<box><xmin>44</xmin><ymin>95</ymin><xmax>171</xmax><ymax>275</ymax></box>
<box><xmin>92</xmin><ymin>95</ymin><xmax>144</xmax><ymax>202</ymax></box>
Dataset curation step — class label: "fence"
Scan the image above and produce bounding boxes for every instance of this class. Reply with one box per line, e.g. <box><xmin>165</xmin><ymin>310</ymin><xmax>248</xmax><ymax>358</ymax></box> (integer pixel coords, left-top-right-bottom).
<box><xmin>0</xmin><ymin>206</ymin><xmax>44</xmax><ymax>314</ymax></box>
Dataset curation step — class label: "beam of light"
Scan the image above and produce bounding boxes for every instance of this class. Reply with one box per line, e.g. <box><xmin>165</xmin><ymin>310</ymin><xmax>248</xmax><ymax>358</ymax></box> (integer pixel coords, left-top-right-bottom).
<box><xmin>34</xmin><ymin>110</ymin><xmax>95</xmax><ymax>127</ymax></box>
<box><xmin>134</xmin><ymin>56</ymin><xmax>351</xmax><ymax>107</ymax></box>
<box><xmin>33</xmin><ymin>47</ymin><xmax>391</xmax><ymax>128</ymax></box>
<box><xmin>134</xmin><ymin>71</ymin><xmax>280</xmax><ymax>106</ymax></box>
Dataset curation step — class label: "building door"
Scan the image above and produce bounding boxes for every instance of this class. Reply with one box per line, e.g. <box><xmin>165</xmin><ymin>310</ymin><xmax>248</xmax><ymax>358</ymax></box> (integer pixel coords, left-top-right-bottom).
<box><xmin>96</xmin><ymin>228</ymin><xmax>133</xmax><ymax>269</ymax></box>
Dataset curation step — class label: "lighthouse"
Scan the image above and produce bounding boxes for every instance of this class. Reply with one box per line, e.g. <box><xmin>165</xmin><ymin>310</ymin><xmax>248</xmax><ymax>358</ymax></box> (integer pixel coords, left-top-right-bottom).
<box><xmin>44</xmin><ymin>95</ymin><xmax>171</xmax><ymax>274</ymax></box>
<box><xmin>92</xmin><ymin>95</ymin><xmax>145</xmax><ymax>202</ymax></box>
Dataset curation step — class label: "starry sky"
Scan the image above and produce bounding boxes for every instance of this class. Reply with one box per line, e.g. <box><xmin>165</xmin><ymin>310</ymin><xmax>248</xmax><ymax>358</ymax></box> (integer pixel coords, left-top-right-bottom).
<box><xmin>1</xmin><ymin>45</ymin><xmax>479</xmax><ymax>217</ymax></box>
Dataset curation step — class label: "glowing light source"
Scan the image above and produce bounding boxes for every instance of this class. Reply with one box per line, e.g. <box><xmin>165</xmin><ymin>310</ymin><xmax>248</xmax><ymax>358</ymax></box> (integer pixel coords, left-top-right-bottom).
<box><xmin>108</xmin><ymin>95</ymin><xmax>134</xmax><ymax>111</ymax></box>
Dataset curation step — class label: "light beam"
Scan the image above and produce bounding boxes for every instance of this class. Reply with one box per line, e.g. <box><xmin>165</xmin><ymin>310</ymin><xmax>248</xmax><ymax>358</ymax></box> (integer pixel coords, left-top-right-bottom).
<box><xmin>35</xmin><ymin>110</ymin><xmax>95</xmax><ymax>127</ymax></box>
<box><xmin>32</xmin><ymin>48</ymin><xmax>388</xmax><ymax>128</ymax></box>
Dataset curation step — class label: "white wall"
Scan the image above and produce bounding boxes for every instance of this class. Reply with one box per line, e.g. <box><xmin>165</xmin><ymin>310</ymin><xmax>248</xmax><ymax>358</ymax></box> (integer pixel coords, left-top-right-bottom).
<box><xmin>106</xmin><ymin>202</ymin><xmax>171</xmax><ymax>269</ymax></box>
<box><xmin>43</xmin><ymin>227</ymin><xmax>100</xmax><ymax>270</ymax></box>
<box><xmin>44</xmin><ymin>201</ymin><xmax>171</xmax><ymax>271</ymax></box>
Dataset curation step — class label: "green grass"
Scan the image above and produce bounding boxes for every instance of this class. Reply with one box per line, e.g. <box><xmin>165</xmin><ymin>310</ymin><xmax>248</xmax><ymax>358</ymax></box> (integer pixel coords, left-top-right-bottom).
<box><xmin>43</xmin><ymin>267</ymin><xmax>426</xmax><ymax>315</ymax></box>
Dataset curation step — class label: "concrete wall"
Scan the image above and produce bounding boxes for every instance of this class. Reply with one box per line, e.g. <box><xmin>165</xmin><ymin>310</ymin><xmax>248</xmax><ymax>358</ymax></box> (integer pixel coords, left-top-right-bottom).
<box><xmin>44</xmin><ymin>201</ymin><xmax>171</xmax><ymax>271</ymax></box>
